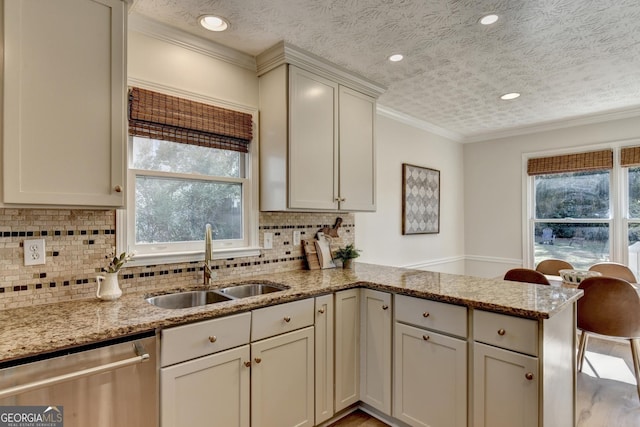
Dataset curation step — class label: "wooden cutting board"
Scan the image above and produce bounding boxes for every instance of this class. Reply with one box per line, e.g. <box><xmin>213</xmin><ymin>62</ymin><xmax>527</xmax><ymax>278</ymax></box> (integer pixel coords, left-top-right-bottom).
<box><xmin>303</xmin><ymin>239</ymin><xmax>321</xmax><ymax>270</ymax></box>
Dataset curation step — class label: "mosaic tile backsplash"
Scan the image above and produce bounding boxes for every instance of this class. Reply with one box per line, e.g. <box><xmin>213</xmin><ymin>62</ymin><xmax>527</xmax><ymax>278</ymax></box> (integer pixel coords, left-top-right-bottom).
<box><xmin>0</xmin><ymin>209</ymin><xmax>354</xmax><ymax>309</ymax></box>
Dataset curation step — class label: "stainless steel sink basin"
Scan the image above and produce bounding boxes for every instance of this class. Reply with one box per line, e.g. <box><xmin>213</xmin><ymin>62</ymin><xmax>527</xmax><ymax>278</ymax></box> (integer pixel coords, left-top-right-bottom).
<box><xmin>145</xmin><ymin>290</ymin><xmax>233</xmax><ymax>309</ymax></box>
<box><xmin>145</xmin><ymin>283</ymin><xmax>288</xmax><ymax>309</ymax></box>
<box><xmin>215</xmin><ymin>283</ymin><xmax>288</xmax><ymax>299</ymax></box>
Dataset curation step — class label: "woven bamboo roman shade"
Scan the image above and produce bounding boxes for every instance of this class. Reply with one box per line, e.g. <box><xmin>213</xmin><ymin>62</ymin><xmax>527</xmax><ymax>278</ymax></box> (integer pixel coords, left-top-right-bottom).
<box><xmin>128</xmin><ymin>87</ymin><xmax>253</xmax><ymax>153</ymax></box>
<box><xmin>621</xmin><ymin>146</ymin><xmax>640</xmax><ymax>167</ymax></box>
<box><xmin>527</xmin><ymin>149</ymin><xmax>613</xmax><ymax>176</ymax></box>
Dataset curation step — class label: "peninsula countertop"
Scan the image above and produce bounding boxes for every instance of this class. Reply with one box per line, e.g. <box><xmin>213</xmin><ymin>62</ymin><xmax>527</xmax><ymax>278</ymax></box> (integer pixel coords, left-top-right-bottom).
<box><xmin>0</xmin><ymin>263</ymin><xmax>583</xmax><ymax>363</ymax></box>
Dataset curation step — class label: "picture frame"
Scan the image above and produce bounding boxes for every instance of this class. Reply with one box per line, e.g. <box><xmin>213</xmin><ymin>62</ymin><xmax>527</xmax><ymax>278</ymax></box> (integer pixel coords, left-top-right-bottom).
<box><xmin>402</xmin><ymin>163</ymin><xmax>440</xmax><ymax>235</ymax></box>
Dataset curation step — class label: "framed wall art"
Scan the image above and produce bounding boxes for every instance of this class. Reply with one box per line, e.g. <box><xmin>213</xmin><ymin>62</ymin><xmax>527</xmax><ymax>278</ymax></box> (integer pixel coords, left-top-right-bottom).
<box><xmin>402</xmin><ymin>163</ymin><xmax>440</xmax><ymax>235</ymax></box>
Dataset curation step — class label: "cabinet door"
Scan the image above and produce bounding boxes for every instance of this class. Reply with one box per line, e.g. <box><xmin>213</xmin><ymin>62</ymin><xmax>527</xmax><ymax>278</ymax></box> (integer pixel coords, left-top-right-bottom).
<box><xmin>394</xmin><ymin>323</ymin><xmax>467</xmax><ymax>427</ymax></box>
<box><xmin>315</xmin><ymin>294</ymin><xmax>334</xmax><ymax>424</ymax></box>
<box><xmin>360</xmin><ymin>289</ymin><xmax>392</xmax><ymax>414</ymax></box>
<box><xmin>251</xmin><ymin>326</ymin><xmax>314</xmax><ymax>427</ymax></box>
<box><xmin>334</xmin><ymin>289</ymin><xmax>360</xmax><ymax>411</ymax></box>
<box><xmin>3</xmin><ymin>0</ymin><xmax>126</xmax><ymax>206</ymax></box>
<box><xmin>473</xmin><ymin>342</ymin><xmax>539</xmax><ymax>427</ymax></box>
<box><xmin>338</xmin><ymin>86</ymin><xmax>376</xmax><ymax>211</ymax></box>
<box><xmin>160</xmin><ymin>345</ymin><xmax>250</xmax><ymax>427</ymax></box>
<box><xmin>288</xmin><ymin>66</ymin><xmax>339</xmax><ymax>210</ymax></box>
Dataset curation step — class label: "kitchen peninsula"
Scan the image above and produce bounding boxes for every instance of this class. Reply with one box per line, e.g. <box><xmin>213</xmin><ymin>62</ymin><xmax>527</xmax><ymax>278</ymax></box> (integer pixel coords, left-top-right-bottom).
<box><xmin>0</xmin><ymin>263</ymin><xmax>582</xmax><ymax>427</ymax></box>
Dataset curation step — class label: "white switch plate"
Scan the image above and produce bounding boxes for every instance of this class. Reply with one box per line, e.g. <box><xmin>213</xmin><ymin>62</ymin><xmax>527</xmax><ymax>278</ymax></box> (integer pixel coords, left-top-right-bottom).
<box><xmin>263</xmin><ymin>232</ymin><xmax>273</xmax><ymax>249</ymax></box>
<box><xmin>293</xmin><ymin>230</ymin><xmax>301</xmax><ymax>246</ymax></box>
<box><xmin>24</xmin><ymin>238</ymin><xmax>46</xmax><ymax>266</ymax></box>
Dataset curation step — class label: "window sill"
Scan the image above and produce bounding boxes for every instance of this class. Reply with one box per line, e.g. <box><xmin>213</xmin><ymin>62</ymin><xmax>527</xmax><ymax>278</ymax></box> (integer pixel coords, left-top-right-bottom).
<box><xmin>125</xmin><ymin>247</ymin><xmax>263</xmax><ymax>268</ymax></box>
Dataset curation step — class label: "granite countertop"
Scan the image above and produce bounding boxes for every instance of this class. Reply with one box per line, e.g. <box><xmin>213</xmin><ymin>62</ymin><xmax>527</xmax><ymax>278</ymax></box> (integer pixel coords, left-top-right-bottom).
<box><xmin>0</xmin><ymin>263</ymin><xmax>583</xmax><ymax>363</ymax></box>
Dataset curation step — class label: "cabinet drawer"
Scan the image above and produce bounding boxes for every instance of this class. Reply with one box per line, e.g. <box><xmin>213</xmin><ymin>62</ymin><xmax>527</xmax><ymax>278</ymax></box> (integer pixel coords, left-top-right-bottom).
<box><xmin>161</xmin><ymin>312</ymin><xmax>251</xmax><ymax>367</ymax></box>
<box><xmin>474</xmin><ymin>310</ymin><xmax>539</xmax><ymax>356</ymax></box>
<box><xmin>395</xmin><ymin>294</ymin><xmax>468</xmax><ymax>338</ymax></box>
<box><xmin>252</xmin><ymin>298</ymin><xmax>315</xmax><ymax>341</ymax></box>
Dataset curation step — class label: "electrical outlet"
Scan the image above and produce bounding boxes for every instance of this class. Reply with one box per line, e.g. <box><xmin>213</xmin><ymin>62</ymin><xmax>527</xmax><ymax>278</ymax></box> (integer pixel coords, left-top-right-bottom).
<box><xmin>293</xmin><ymin>230</ymin><xmax>301</xmax><ymax>246</ymax></box>
<box><xmin>24</xmin><ymin>238</ymin><xmax>46</xmax><ymax>266</ymax></box>
<box><xmin>263</xmin><ymin>232</ymin><xmax>273</xmax><ymax>249</ymax></box>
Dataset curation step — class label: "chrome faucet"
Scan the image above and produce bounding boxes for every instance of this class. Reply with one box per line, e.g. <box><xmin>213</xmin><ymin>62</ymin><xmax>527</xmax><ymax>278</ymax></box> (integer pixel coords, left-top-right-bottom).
<box><xmin>204</xmin><ymin>223</ymin><xmax>213</xmax><ymax>286</ymax></box>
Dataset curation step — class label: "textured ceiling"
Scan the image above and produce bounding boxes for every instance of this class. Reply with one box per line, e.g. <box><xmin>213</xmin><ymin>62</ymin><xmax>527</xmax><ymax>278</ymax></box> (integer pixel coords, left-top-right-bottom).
<box><xmin>129</xmin><ymin>0</ymin><xmax>640</xmax><ymax>142</ymax></box>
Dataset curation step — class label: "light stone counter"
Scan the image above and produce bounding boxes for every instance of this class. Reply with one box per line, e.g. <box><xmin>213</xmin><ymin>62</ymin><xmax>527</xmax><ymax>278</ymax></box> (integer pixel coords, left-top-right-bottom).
<box><xmin>0</xmin><ymin>263</ymin><xmax>582</xmax><ymax>363</ymax></box>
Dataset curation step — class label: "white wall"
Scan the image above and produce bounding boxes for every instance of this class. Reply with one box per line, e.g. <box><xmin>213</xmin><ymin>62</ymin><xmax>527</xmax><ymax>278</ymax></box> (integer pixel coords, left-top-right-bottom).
<box><xmin>129</xmin><ymin>29</ymin><xmax>467</xmax><ymax>274</ymax></box>
<box><xmin>355</xmin><ymin>114</ymin><xmax>465</xmax><ymax>274</ymax></box>
<box><xmin>128</xmin><ymin>31</ymin><xmax>258</xmax><ymax>108</ymax></box>
<box><xmin>464</xmin><ymin>116</ymin><xmax>640</xmax><ymax>278</ymax></box>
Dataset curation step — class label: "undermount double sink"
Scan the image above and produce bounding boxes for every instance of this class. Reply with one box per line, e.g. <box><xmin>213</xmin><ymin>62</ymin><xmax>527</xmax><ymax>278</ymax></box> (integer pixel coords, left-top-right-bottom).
<box><xmin>145</xmin><ymin>283</ymin><xmax>288</xmax><ymax>310</ymax></box>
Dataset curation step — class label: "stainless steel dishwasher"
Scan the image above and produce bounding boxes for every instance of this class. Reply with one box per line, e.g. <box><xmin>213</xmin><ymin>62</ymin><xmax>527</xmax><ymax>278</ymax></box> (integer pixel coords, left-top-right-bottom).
<box><xmin>0</xmin><ymin>331</ymin><xmax>158</xmax><ymax>427</ymax></box>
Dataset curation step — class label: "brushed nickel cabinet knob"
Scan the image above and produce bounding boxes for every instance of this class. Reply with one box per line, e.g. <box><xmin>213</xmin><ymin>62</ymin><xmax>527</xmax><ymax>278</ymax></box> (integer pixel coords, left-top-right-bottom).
<box><xmin>114</xmin><ymin>185</ymin><xmax>123</xmax><ymax>193</ymax></box>
<box><xmin>318</xmin><ymin>308</ymin><xmax>325</xmax><ymax>314</ymax></box>
<box><xmin>283</xmin><ymin>316</ymin><xmax>291</xmax><ymax>323</ymax></box>
<box><xmin>525</xmin><ymin>372</ymin><xmax>534</xmax><ymax>380</ymax></box>
<box><xmin>244</xmin><ymin>361</ymin><xmax>251</xmax><ymax>367</ymax></box>
<box><xmin>208</xmin><ymin>336</ymin><xmax>217</xmax><ymax>343</ymax></box>
<box><xmin>423</xmin><ymin>335</ymin><xmax>430</xmax><ymax>341</ymax></box>
<box><xmin>497</xmin><ymin>329</ymin><xmax>506</xmax><ymax>336</ymax></box>
<box><xmin>382</xmin><ymin>305</ymin><xmax>389</xmax><ymax>310</ymax></box>
<box><xmin>423</xmin><ymin>312</ymin><xmax>430</xmax><ymax>318</ymax></box>
<box><xmin>254</xmin><ymin>357</ymin><xmax>262</xmax><ymax>364</ymax></box>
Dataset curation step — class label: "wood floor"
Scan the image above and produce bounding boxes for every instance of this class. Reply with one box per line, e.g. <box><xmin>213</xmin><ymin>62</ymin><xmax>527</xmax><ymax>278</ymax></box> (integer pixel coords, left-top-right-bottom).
<box><xmin>330</xmin><ymin>337</ymin><xmax>640</xmax><ymax>427</ymax></box>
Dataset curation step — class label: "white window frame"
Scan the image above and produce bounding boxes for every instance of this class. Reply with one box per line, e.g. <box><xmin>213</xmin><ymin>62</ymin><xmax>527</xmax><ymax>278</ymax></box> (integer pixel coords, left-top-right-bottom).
<box><xmin>522</xmin><ymin>139</ymin><xmax>640</xmax><ymax>269</ymax></box>
<box><xmin>117</xmin><ymin>84</ymin><xmax>260</xmax><ymax>267</ymax></box>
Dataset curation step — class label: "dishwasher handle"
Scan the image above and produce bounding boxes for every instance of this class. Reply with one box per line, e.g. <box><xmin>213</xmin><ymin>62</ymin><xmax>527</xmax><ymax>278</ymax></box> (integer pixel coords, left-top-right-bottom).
<box><xmin>0</xmin><ymin>341</ymin><xmax>150</xmax><ymax>400</ymax></box>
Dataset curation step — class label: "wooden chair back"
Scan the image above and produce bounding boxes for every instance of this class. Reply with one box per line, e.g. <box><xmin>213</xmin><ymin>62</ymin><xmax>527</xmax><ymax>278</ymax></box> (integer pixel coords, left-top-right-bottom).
<box><xmin>577</xmin><ymin>276</ymin><xmax>640</xmax><ymax>338</ymax></box>
<box><xmin>588</xmin><ymin>262</ymin><xmax>637</xmax><ymax>283</ymax></box>
<box><xmin>535</xmin><ymin>259</ymin><xmax>574</xmax><ymax>276</ymax></box>
<box><xmin>503</xmin><ymin>268</ymin><xmax>550</xmax><ymax>285</ymax></box>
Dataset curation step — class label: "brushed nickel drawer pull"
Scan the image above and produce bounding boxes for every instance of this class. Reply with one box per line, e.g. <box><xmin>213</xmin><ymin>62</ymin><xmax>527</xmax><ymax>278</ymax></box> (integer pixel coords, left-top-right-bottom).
<box><xmin>423</xmin><ymin>335</ymin><xmax>430</xmax><ymax>341</ymax></box>
<box><xmin>525</xmin><ymin>372</ymin><xmax>534</xmax><ymax>381</ymax></box>
<box><xmin>208</xmin><ymin>336</ymin><xmax>217</xmax><ymax>343</ymax></box>
<box><xmin>497</xmin><ymin>329</ymin><xmax>506</xmax><ymax>336</ymax></box>
<box><xmin>382</xmin><ymin>305</ymin><xmax>389</xmax><ymax>310</ymax></box>
<box><xmin>422</xmin><ymin>312</ymin><xmax>430</xmax><ymax>318</ymax></box>
<box><xmin>244</xmin><ymin>361</ymin><xmax>251</xmax><ymax>367</ymax></box>
<box><xmin>283</xmin><ymin>316</ymin><xmax>291</xmax><ymax>323</ymax></box>
<box><xmin>254</xmin><ymin>357</ymin><xmax>262</xmax><ymax>364</ymax></box>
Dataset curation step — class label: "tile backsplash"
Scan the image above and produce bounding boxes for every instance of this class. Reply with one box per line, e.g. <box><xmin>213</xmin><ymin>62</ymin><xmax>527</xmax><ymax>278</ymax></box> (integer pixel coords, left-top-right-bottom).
<box><xmin>0</xmin><ymin>209</ymin><xmax>354</xmax><ymax>309</ymax></box>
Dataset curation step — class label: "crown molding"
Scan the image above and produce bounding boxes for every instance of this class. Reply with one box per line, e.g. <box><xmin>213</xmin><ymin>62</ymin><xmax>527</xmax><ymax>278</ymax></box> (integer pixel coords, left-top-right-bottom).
<box><xmin>376</xmin><ymin>104</ymin><xmax>464</xmax><ymax>142</ymax></box>
<box><xmin>463</xmin><ymin>105</ymin><xmax>640</xmax><ymax>143</ymax></box>
<box><xmin>127</xmin><ymin>13</ymin><xmax>256</xmax><ymax>71</ymax></box>
<box><xmin>256</xmin><ymin>41</ymin><xmax>386</xmax><ymax>98</ymax></box>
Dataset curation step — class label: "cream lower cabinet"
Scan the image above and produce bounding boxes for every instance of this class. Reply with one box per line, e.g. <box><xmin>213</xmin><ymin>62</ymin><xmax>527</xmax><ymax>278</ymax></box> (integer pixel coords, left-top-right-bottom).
<box><xmin>472</xmin><ymin>307</ymin><xmax>576</xmax><ymax>427</ymax></box>
<box><xmin>161</xmin><ymin>345</ymin><xmax>251</xmax><ymax>427</ymax></box>
<box><xmin>315</xmin><ymin>294</ymin><xmax>335</xmax><ymax>424</ymax></box>
<box><xmin>251</xmin><ymin>326</ymin><xmax>315</xmax><ymax>427</ymax></box>
<box><xmin>393</xmin><ymin>295</ymin><xmax>468</xmax><ymax>427</ymax></box>
<box><xmin>334</xmin><ymin>289</ymin><xmax>361</xmax><ymax>412</ymax></box>
<box><xmin>360</xmin><ymin>289</ymin><xmax>392</xmax><ymax>415</ymax></box>
<box><xmin>473</xmin><ymin>343</ymin><xmax>538</xmax><ymax>427</ymax></box>
<box><xmin>160</xmin><ymin>312</ymin><xmax>252</xmax><ymax>427</ymax></box>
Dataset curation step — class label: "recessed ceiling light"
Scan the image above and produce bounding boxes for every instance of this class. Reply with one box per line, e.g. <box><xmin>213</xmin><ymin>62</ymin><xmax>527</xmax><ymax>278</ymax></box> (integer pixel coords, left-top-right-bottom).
<box><xmin>479</xmin><ymin>14</ymin><xmax>499</xmax><ymax>25</ymax></box>
<box><xmin>199</xmin><ymin>15</ymin><xmax>229</xmax><ymax>32</ymax></box>
<box><xmin>389</xmin><ymin>54</ymin><xmax>404</xmax><ymax>62</ymax></box>
<box><xmin>500</xmin><ymin>92</ymin><xmax>521</xmax><ymax>100</ymax></box>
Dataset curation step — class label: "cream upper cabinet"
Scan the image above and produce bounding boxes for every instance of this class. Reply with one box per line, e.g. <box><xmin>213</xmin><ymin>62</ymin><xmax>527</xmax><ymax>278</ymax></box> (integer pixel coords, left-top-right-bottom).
<box><xmin>257</xmin><ymin>42</ymin><xmax>383</xmax><ymax>212</ymax></box>
<box><xmin>3</xmin><ymin>0</ymin><xmax>126</xmax><ymax>207</ymax></box>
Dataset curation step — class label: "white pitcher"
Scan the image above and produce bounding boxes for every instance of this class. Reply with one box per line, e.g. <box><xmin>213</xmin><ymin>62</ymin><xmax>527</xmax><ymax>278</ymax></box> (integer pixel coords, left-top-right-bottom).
<box><xmin>96</xmin><ymin>273</ymin><xmax>122</xmax><ymax>301</ymax></box>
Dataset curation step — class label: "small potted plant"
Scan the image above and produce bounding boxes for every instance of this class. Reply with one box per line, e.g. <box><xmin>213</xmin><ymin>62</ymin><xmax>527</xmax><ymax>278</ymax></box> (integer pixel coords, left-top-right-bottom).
<box><xmin>97</xmin><ymin>249</ymin><xmax>134</xmax><ymax>301</ymax></box>
<box><xmin>333</xmin><ymin>244</ymin><xmax>361</xmax><ymax>269</ymax></box>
